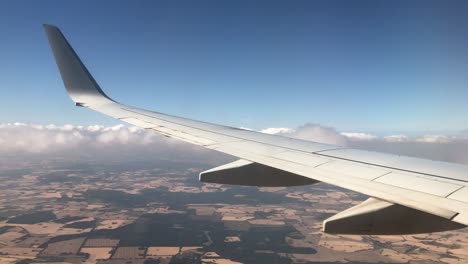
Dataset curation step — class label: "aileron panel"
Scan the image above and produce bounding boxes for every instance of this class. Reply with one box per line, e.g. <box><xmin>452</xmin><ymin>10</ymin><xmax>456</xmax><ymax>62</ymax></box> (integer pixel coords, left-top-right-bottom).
<box><xmin>375</xmin><ymin>172</ymin><xmax>462</xmax><ymax>197</ymax></box>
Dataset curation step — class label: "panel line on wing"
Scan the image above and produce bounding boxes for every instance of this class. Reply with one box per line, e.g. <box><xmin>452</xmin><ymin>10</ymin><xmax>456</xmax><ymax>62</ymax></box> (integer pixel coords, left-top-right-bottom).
<box><xmin>314</xmin><ymin>148</ymin><xmax>349</xmax><ymax>153</ymax></box>
<box><xmin>120</xmin><ymin>107</ymin><xmax>341</xmax><ymax>152</ymax></box>
<box><xmin>209</xmin><ymin>143</ymin><xmax>463</xmax><ymax>221</ymax></box>
<box><xmin>370</xmin><ymin>171</ymin><xmax>393</xmax><ymax>181</ymax></box>
<box><xmin>445</xmin><ymin>186</ymin><xmax>465</xmax><ymax>198</ymax></box>
<box><xmin>316</xmin><ymin>153</ymin><xmax>468</xmax><ymax>184</ymax></box>
<box><xmin>122</xmin><ymin>106</ymin><xmax>468</xmax><ymax>187</ymax></box>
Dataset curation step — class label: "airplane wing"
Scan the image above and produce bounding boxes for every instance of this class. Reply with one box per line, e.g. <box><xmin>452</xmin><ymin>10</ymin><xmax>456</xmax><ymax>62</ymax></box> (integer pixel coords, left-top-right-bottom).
<box><xmin>43</xmin><ymin>24</ymin><xmax>468</xmax><ymax>235</ymax></box>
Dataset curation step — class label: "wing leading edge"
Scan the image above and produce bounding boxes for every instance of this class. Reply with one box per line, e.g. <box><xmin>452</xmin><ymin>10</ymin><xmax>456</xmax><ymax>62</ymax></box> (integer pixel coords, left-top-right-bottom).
<box><xmin>44</xmin><ymin>24</ymin><xmax>468</xmax><ymax>235</ymax></box>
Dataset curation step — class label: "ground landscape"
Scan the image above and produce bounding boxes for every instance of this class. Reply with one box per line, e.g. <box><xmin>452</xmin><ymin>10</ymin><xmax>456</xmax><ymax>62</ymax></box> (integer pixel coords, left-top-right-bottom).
<box><xmin>0</xmin><ymin>150</ymin><xmax>467</xmax><ymax>264</ymax></box>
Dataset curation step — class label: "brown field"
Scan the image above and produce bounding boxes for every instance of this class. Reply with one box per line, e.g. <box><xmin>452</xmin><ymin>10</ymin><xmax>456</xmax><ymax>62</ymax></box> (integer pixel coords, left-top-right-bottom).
<box><xmin>38</xmin><ymin>191</ymin><xmax>61</xmax><ymax>198</ymax></box>
<box><xmin>0</xmin><ymin>247</ymin><xmax>41</xmax><ymax>257</ymax></box>
<box><xmin>201</xmin><ymin>250</ymin><xmax>242</xmax><ymax>264</ymax></box>
<box><xmin>248</xmin><ymin>219</ymin><xmax>285</xmax><ymax>226</ymax></box>
<box><xmin>221</xmin><ymin>216</ymin><xmax>253</xmax><ymax>221</ymax></box>
<box><xmin>84</xmin><ymin>238</ymin><xmax>119</xmax><ymax>247</ymax></box>
<box><xmin>40</xmin><ymin>237</ymin><xmax>85</xmax><ymax>255</ymax></box>
<box><xmin>112</xmin><ymin>246</ymin><xmax>145</xmax><ymax>259</ymax></box>
<box><xmin>201</xmin><ymin>259</ymin><xmax>242</xmax><ymax>264</ymax></box>
<box><xmin>15</xmin><ymin>235</ymin><xmax>49</xmax><ymax>248</ymax></box>
<box><xmin>169</xmin><ymin>186</ymin><xmax>201</xmax><ymax>193</ymax></box>
<box><xmin>193</xmin><ymin>207</ymin><xmax>216</xmax><ymax>216</ymax></box>
<box><xmin>81</xmin><ymin>247</ymin><xmax>112</xmax><ymax>263</ymax></box>
<box><xmin>86</xmin><ymin>204</ymin><xmax>105</xmax><ymax>210</ymax></box>
<box><xmin>3</xmin><ymin>222</ymin><xmax>88</xmax><ymax>236</ymax></box>
<box><xmin>103</xmin><ymin>259</ymin><xmax>146</xmax><ymax>264</ymax></box>
<box><xmin>319</xmin><ymin>234</ymin><xmax>373</xmax><ymax>253</ymax></box>
<box><xmin>146</xmin><ymin>247</ymin><xmax>180</xmax><ymax>257</ymax></box>
<box><xmin>0</xmin><ymin>232</ymin><xmax>25</xmax><ymax>246</ymax></box>
<box><xmin>0</xmin><ymin>257</ymin><xmax>20</xmax><ymax>264</ymax></box>
<box><xmin>95</xmin><ymin>220</ymin><xmax>131</xmax><ymax>230</ymax></box>
<box><xmin>180</xmin><ymin>247</ymin><xmax>202</xmax><ymax>253</ymax></box>
<box><xmin>203</xmin><ymin>252</ymin><xmax>221</xmax><ymax>258</ymax></box>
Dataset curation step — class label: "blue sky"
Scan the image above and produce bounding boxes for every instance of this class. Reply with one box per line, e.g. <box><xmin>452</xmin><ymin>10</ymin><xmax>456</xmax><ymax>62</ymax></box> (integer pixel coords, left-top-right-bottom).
<box><xmin>1</xmin><ymin>1</ymin><xmax>468</xmax><ymax>134</ymax></box>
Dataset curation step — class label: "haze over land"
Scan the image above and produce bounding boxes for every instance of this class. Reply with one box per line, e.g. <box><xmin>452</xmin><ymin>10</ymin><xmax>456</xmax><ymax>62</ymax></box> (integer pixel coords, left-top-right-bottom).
<box><xmin>0</xmin><ymin>123</ymin><xmax>468</xmax><ymax>263</ymax></box>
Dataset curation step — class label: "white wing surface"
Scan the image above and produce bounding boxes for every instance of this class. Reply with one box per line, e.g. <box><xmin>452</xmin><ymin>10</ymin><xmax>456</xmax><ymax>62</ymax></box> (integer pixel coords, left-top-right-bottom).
<box><xmin>44</xmin><ymin>24</ymin><xmax>468</xmax><ymax>235</ymax></box>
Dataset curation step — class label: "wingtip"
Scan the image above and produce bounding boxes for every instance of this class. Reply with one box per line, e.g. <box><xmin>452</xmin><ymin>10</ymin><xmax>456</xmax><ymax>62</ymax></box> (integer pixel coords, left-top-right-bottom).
<box><xmin>43</xmin><ymin>23</ymin><xmax>114</xmax><ymax>106</ymax></box>
<box><xmin>43</xmin><ymin>24</ymin><xmax>59</xmax><ymax>31</ymax></box>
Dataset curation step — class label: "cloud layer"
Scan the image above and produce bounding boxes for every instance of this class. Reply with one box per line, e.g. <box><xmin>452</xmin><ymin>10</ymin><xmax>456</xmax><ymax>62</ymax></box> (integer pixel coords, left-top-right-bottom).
<box><xmin>263</xmin><ymin>124</ymin><xmax>468</xmax><ymax>164</ymax></box>
<box><xmin>0</xmin><ymin>123</ymin><xmax>164</xmax><ymax>153</ymax></box>
<box><xmin>1</xmin><ymin>122</ymin><xmax>468</xmax><ymax>164</ymax></box>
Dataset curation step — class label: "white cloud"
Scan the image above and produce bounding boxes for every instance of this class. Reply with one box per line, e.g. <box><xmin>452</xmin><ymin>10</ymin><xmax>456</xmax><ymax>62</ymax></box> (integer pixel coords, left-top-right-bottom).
<box><xmin>414</xmin><ymin>135</ymin><xmax>451</xmax><ymax>143</ymax></box>
<box><xmin>0</xmin><ymin>123</ymin><xmax>174</xmax><ymax>153</ymax></box>
<box><xmin>260</xmin><ymin>127</ymin><xmax>295</xmax><ymax>135</ymax></box>
<box><xmin>289</xmin><ymin>124</ymin><xmax>348</xmax><ymax>146</ymax></box>
<box><xmin>383</xmin><ymin>135</ymin><xmax>408</xmax><ymax>142</ymax></box>
<box><xmin>260</xmin><ymin>125</ymin><xmax>462</xmax><ymax>145</ymax></box>
<box><xmin>257</xmin><ymin>124</ymin><xmax>468</xmax><ymax>164</ymax></box>
<box><xmin>340</xmin><ymin>132</ymin><xmax>377</xmax><ymax>141</ymax></box>
<box><xmin>2</xmin><ymin>122</ymin><xmax>468</xmax><ymax>165</ymax></box>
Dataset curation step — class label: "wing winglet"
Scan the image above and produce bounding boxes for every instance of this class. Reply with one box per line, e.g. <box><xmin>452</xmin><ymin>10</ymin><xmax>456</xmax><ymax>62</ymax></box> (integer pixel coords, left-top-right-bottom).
<box><xmin>43</xmin><ymin>24</ymin><xmax>114</xmax><ymax>107</ymax></box>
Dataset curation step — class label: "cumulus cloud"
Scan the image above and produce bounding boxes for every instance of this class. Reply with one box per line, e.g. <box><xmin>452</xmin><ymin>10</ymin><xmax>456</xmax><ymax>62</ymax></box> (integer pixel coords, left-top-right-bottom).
<box><xmin>290</xmin><ymin>124</ymin><xmax>348</xmax><ymax>146</ymax></box>
<box><xmin>259</xmin><ymin>124</ymin><xmax>468</xmax><ymax>164</ymax></box>
<box><xmin>340</xmin><ymin>132</ymin><xmax>377</xmax><ymax>141</ymax></box>
<box><xmin>260</xmin><ymin>127</ymin><xmax>295</xmax><ymax>135</ymax></box>
<box><xmin>383</xmin><ymin>135</ymin><xmax>408</xmax><ymax>142</ymax></box>
<box><xmin>414</xmin><ymin>135</ymin><xmax>452</xmax><ymax>143</ymax></box>
<box><xmin>260</xmin><ymin>124</ymin><xmax>463</xmax><ymax>146</ymax></box>
<box><xmin>0</xmin><ymin>123</ymin><xmax>189</xmax><ymax>154</ymax></box>
<box><xmin>1</xmin><ymin>122</ymin><xmax>468</xmax><ymax>165</ymax></box>
<box><xmin>263</xmin><ymin>124</ymin><xmax>347</xmax><ymax>146</ymax></box>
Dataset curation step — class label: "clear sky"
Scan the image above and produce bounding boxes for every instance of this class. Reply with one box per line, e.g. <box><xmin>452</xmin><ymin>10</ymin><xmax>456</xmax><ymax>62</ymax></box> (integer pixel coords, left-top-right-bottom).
<box><xmin>1</xmin><ymin>1</ymin><xmax>468</xmax><ymax>134</ymax></box>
